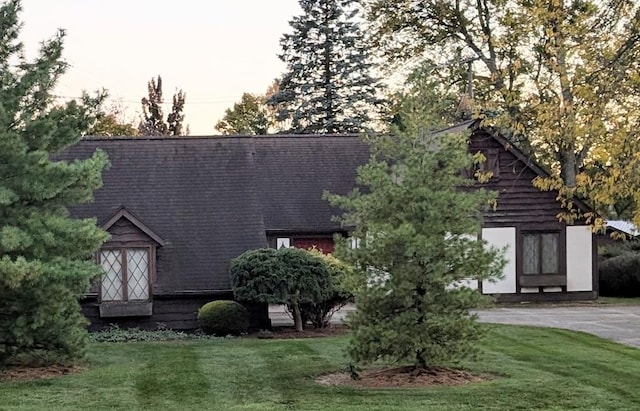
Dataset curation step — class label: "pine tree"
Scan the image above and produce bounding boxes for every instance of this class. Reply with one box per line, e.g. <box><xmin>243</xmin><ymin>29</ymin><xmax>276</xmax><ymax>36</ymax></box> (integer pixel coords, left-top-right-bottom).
<box><xmin>0</xmin><ymin>0</ymin><xmax>109</xmax><ymax>366</ymax></box>
<box><xmin>270</xmin><ymin>0</ymin><xmax>383</xmax><ymax>134</ymax></box>
<box><xmin>327</xmin><ymin>85</ymin><xmax>505</xmax><ymax>370</ymax></box>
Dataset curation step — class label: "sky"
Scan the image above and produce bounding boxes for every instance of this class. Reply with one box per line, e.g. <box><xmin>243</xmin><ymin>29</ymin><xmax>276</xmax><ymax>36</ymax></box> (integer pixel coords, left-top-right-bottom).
<box><xmin>19</xmin><ymin>0</ymin><xmax>302</xmax><ymax>135</ymax></box>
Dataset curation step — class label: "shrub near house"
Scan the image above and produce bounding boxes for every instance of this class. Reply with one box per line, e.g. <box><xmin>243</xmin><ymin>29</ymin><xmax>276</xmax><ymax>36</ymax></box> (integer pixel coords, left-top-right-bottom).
<box><xmin>230</xmin><ymin>247</ymin><xmax>332</xmax><ymax>332</ymax></box>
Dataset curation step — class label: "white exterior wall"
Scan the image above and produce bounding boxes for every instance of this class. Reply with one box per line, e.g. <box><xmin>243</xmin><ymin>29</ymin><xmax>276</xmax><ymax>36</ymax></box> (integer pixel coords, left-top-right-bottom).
<box><xmin>481</xmin><ymin>227</ymin><xmax>516</xmax><ymax>294</ymax></box>
<box><xmin>566</xmin><ymin>226</ymin><xmax>593</xmax><ymax>292</ymax></box>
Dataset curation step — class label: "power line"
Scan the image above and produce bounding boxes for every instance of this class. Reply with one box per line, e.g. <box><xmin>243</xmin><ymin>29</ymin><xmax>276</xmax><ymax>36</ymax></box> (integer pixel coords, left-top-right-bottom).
<box><xmin>52</xmin><ymin>95</ymin><xmax>241</xmax><ymax>105</ymax></box>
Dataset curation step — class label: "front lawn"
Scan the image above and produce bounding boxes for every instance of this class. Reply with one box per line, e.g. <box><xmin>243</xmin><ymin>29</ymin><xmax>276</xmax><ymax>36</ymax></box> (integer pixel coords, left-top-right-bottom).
<box><xmin>1</xmin><ymin>325</ymin><xmax>640</xmax><ymax>410</ymax></box>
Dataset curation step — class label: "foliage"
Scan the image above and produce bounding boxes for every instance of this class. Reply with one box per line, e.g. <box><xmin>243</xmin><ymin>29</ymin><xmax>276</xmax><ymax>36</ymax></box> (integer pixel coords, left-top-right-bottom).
<box><xmin>0</xmin><ymin>0</ymin><xmax>108</xmax><ymax>366</ymax></box>
<box><xmin>89</xmin><ymin>324</ymin><xmax>215</xmax><ymax>343</ymax></box>
<box><xmin>599</xmin><ymin>254</ymin><xmax>640</xmax><ymax>298</ymax></box>
<box><xmin>269</xmin><ymin>0</ymin><xmax>384</xmax><ymax>133</ymax></box>
<box><xmin>88</xmin><ymin>100</ymin><xmax>138</xmax><ymax>137</ymax></box>
<box><xmin>599</xmin><ymin>241</ymin><xmax>640</xmax><ymax>297</ymax></box>
<box><xmin>365</xmin><ymin>0</ymin><xmax>640</xmax><ymax>226</ymax></box>
<box><xmin>230</xmin><ymin>247</ymin><xmax>331</xmax><ymax>332</ymax></box>
<box><xmin>326</xmin><ymin>86</ymin><xmax>505</xmax><ymax>369</ymax></box>
<box><xmin>599</xmin><ymin>241</ymin><xmax>640</xmax><ymax>260</ymax></box>
<box><xmin>197</xmin><ymin>300</ymin><xmax>249</xmax><ymax>336</ymax></box>
<box><xmin>215</xmin><ymin>92</ymin><xmax>272</xmax><ymax>135</ymax></box>
<box><xmin>216</xmin><ymin>81</ymin><xmax>281</xmax><ymax>135</ymax></box>
<box><xmin>293</xmin><ymin>247</ymin><xmax>354</xmax><ymax>328</ymax></box>
<box><xmin>138</xmin><ymin>75</ymin><xmax>186</xmax><ymax>136</ymax></box>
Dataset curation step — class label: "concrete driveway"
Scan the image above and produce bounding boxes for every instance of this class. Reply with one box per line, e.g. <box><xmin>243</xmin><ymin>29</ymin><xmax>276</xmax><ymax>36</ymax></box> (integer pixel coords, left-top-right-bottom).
<box><xmin>476</xmin><ymin>305</ymin><xmax>640</xmax><ymax>348</ymax></box>
<box><xmin>271</xmin><ymin>304</ymin><xmax>640</xmax><ymax>348</ymax></box>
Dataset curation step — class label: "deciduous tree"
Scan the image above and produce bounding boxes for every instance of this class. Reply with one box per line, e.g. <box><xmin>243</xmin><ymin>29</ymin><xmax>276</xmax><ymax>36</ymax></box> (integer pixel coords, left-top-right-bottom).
<box><xmin>270</xmin><ymin>0</ymin><xmax>384</xmax><ymax>134</ymax></box>
<box><xmin>365</xmin><ymin>0</ymin><xmax>640</xmax><ymax>226</ymax></box>
<box><xmin>215</xmin><ymin>92</ymin><xmax>272</xmax><ymax>135</ymax></box>
<box><xmin>139</xmin><ymin>75</ymin><xmax>187</xmax><ymax>136</ymax></box>
<box><xmin>88</xmin><ymin>100</ymin><xmax>138</xmax><ymax>137</ymax></box>
<box><xmin>0</xmin><ymin>0</ymin><xmax>108</xmax><ymax>366</ymax></box>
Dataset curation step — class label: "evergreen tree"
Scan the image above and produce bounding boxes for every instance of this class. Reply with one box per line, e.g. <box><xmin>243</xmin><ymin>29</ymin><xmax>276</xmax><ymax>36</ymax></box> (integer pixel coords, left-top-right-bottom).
<box><xmin>270</xmin><ymin>0</ymin><xmax>383</xmax><ymax>134</ymax></box>
<box><xmin>327</xmin><ymin>87</ymin><xmax>505</xmax><ymax>370</ymax></box>
<box><xmin>0</xmin><ymin>0</ymin><xmax>108</xmax><ymax>366</ymax></box>
<box><xmin>139</xmin><ymin>75</ymin><xmax>186</xmax><ymax>136</ymax></box>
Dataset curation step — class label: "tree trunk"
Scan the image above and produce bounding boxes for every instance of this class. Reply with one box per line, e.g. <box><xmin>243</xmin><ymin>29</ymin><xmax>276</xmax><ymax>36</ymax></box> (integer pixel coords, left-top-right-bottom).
<box><xmin>292</xmin><ymin>290</ymin><xmax>304</xmax><ymax>332</ymax></box>
<box><xmin>559</xmin><ymin>148</ymin><xmax>578</xmax><ymax>188</ymax></box>
<box><xmin>415</xmin><ymin>349</ymin><xmax>427</xmax><ymax>370</ymax></box>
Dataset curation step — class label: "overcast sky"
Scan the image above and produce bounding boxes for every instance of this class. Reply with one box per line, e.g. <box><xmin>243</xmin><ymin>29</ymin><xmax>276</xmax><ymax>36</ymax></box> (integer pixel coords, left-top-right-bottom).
<box><xmin>20</xmin><ymin>0</ymin><xmax>302</xmax><ymax>135</ymax></box>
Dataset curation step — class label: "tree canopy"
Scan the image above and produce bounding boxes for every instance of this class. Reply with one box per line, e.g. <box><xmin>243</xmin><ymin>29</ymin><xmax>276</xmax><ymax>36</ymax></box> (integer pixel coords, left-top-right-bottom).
<box><xmin>88</xmin><ymin>100</ymin><xmax>138</xmax><ymax>137</ymax></box>
<box><xmin>0</xmin><ymin>0</ymin><xmax>108</xmax><ymax>366</ymax></box>
<box><xmin>269</xmin><ymin>0</ymin><xmax>384</xmax><ymax>134</ymax></box>
<box><xmin>365</xmin><ymin>0</ymin><xmax>640</xmax><ymax>226</ymax></box>
<box><xmin>215</xmin><ymin>92</ymin><xmax>273</xmax><ymax>135</ymax></box>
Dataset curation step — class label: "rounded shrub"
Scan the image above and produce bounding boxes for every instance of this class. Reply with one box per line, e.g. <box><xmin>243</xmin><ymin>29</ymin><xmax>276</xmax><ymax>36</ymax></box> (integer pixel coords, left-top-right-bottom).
<box><xmin>599</xmin><ymin>253</ymin><xmax>640</xmax><ymax>297</ymax></box>
<box><xmin>197</xmin><ymin>300</ymin><xmax>249</xmax><ymax>336</ymax></box>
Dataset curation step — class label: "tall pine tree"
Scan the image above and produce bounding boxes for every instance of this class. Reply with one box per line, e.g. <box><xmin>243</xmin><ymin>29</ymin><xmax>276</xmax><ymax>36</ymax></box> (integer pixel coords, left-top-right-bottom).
<box><xmin>270</xmin><ymin>0</ymin><xmax>383</xmax><ymax>134</ymax></box>
<box><xmin>0</xmin><ymin>0</ymin><xmax>108</xmax><ymax>366</ymax></box>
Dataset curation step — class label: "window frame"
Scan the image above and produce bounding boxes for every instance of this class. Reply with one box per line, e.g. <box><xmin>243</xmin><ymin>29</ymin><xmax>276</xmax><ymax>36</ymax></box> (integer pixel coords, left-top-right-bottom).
<box><xmin>97</xmin><ymin>244</ymin><xmax>154</xmax><ymax>303</ymax></box>
<box><xmin>517</xmin><ymin>228</ymin><xmax>567</xmax><ymax>289</ymax></box>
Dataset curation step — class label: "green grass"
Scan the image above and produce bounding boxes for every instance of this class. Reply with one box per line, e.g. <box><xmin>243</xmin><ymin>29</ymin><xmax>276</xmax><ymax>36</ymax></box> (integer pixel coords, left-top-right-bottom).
<box><xmin>2</xmin><ymin>325</ymin><xmax>640</xmax><ymax>410</ymax></box>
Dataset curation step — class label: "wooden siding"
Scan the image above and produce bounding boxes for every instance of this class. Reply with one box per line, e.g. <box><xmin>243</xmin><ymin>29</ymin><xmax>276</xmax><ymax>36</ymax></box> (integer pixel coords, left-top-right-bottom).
<box><xmin>105</xmin><ymin>218</ymin><xmax>155</xmax><ymax>246</ymax></box>
<box><xmin>470</xmin><ymin>130</ymin><xmax>571</xmax><ymax>227</ymax></box>
<box><xmin>292</xmin><ymin>238</ymin><xmax>335</xmax><ymax>254</ymax></box>
<box><xmin>267</xmin><ymin>233</ymin><xmax>340</xmax><ymax>254</ymax></box>
<box><xmin>82</xmin><ymin>293</ymin><xmax>271</xmax><ymax>331</ymax></box>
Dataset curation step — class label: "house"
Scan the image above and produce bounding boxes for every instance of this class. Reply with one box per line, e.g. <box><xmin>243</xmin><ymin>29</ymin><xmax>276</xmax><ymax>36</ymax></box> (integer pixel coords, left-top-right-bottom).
<box><xmin>597</xmin><ymin>220</ymin><xmax>638</xmax><ymax>249</ymax></box>
<box><xmin>63</xmin><ymin>122</ymin><xmax>597</xmax><ymax>330</ymax></box>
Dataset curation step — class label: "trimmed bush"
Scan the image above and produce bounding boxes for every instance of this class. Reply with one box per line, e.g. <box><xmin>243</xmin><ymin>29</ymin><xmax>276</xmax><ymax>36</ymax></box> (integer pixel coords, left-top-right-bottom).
<box><xmin>231</xmin><ymin>247</ymin><xmax>331</xmax><ymax>332</ymax></box>
<box><xmin>294</xmin><ymin>248</ymin><xmax>354</xmax><ymax>328</ymax></box>
<box><xmin>599</xmin><ymin>253</ymin><xmax>640</xmax><ymax>297</ymax></box>
<box><xmin>198</xmin><ymin>300</ymin><xmax>249</xmax><ymax>336</ymax></box>
<box><xmin>599</xmin><ymin>241</ymin><xmax>640</xmax><ymax>260</ymax></box>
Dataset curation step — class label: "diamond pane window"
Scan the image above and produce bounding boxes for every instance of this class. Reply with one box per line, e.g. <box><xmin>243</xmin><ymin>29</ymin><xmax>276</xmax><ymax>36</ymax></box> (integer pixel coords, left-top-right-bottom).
<box><xmin>99</xmin><ymin>248</ymin><xmax>150</xmax><ymax>302</ymax></box>
<box><xmin>127</xmin><ymin>249</ymin><xmax>149</xmax><ymax>300</ymax></box>
<box><xmin>541</xmin><ymin>234</ymin><xmax>559</xmax><ymax>274</ymax></box>
<box><xmin>100</xmin><ymin>250</ymin><xmax>123</xmax><ymax>301</ymax></box>
<box><xmin>522</xmin><ymin>234</ymin><xmax>540</xmax><ymax>275</ymax></box>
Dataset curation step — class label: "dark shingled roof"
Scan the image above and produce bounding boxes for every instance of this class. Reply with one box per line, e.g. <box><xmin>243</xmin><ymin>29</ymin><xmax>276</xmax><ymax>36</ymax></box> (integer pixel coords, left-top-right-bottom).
<box><xmin>62</xmin><ymin>134</ymin><xmax>369</xmax><ymax>293</ymax></box>
<box><xmin>63</xmin><ymin>137</ymin><xmax>268</xmax><ymax>293</ymax></box>
<box><xmin>253</xmin><ymin>135</ymin><xmax>369</xmax><ymax>233</ymax></box>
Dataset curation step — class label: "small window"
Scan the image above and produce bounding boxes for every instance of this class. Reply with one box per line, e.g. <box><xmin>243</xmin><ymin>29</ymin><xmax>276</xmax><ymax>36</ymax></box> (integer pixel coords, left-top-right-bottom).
<box><xmin>522</xmin><ymin>233</ymin><xmax>559</xmax><ymax>275</ymax></box>
<box><xmin>99</xmin><ymin>248</ymin><xmax>150</xmax><ymax>302</ymax></box>
<box><xmin>276</xmin><ymin>238</ymin><xmax>291</xmax><ymax>249</ymax></box>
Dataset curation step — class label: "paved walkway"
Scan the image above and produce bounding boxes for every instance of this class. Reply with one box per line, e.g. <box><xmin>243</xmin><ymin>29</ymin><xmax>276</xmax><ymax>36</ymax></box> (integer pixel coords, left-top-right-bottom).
<box><xmin>476</xmin><ymin>305</ymin><xmax>640</xmax><ymax>348</ymax></box>
<box><xmin>270</xmin><ymin>304</ymin><xmax>640</xmax><ymax>348</ymax></box>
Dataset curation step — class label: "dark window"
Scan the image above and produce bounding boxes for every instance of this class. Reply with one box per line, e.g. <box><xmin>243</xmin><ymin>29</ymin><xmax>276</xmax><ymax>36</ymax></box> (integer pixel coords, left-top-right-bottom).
<box><xmin>99</xmin><ymin>248</ymin><xmax>150</xmax><ymax>302</ymax></box>
<box><xmin>522</xmin><ymin>232</ymin><xmax>560</xmax><ymax>275</ymax></box>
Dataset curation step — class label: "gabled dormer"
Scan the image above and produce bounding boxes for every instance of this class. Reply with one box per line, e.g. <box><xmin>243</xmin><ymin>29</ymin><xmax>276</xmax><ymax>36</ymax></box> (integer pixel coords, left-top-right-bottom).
<box><xmin>97</xmin><ymin>207</ymin><xmax>164</xmax><ymax>317</ymax></box>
